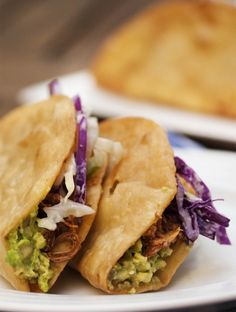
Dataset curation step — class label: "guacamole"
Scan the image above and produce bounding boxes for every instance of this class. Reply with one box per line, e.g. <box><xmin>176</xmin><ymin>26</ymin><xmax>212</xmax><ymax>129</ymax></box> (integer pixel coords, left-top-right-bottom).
<box><xmin>6</xmin><ymin>209</ymin><xmax>53</xmax><ymax>292</ymax></box>
<box><xmin>108</xmin><ymin>239</ymin><xmax>173</xmax><ymax>292</ymax></box>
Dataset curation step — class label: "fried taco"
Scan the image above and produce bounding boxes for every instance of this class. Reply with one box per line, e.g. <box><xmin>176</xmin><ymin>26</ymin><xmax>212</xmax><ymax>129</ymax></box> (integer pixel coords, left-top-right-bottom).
<box><xmin>92</xmin><ymin>0</ymin><xmax>236</xmax><ymax>118</ymax></box>
<box><xmin>77</xmin><ymin>117</ymin><xmax>230</xmax><ymax>294</ymax></box>
<box><xmin>0</xmin><ymin>91</ymin><xmax>122</xmax><ymax>292</ymax></box>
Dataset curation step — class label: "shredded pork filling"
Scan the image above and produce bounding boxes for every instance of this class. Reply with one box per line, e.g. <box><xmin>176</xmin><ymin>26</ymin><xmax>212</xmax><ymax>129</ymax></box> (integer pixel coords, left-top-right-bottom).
<box><xmin>142</xmin><ymin>215</ymin><xmax>181</xmax><ymax>257</ymax></box>
<box><xmin>39</xmin><ymin>190</ymin><xmax>82</xmax><ymax>263</ymax></box>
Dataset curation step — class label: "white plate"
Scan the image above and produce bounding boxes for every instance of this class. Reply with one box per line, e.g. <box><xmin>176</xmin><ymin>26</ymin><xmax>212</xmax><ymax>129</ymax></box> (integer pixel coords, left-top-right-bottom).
<box><xmin>1</xmin><ymin>149</ymin><xmax>236</xmax><ymax>312</ymax></box>
<box><xmin>17</xmin><ymin>70</ymin><xmax>236</xmax><ymax>144</ymax></box>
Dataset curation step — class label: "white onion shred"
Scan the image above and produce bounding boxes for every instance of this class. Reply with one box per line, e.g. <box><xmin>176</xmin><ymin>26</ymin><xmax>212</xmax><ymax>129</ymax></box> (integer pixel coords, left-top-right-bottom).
<box><xmin>64</xmin><ymin>156</ymin><xmax>76</xmax><ymax>201</ymax></box>
<box><xmin>80</xmin><ymin>101</ymin><xmax>92</xmax><ymax>119</ymax></box>
<box><xmin>54</xmin><ymin>155</ymin><xmax>75</xmax><ymax>188</ymax></box>
<box><xmin>95</xmin><ymin>137</ymin><xmax>123</xmax><ymax>173</ymax></box>
<box><xmin>87</xmin><ymin>117</ymin><xmax>99</xmax><ymax>158</ymax></box>
<box><xmin>38</xmin><ymin>200</ymin><xmax>94</xmax><ymax>231</ymax></box>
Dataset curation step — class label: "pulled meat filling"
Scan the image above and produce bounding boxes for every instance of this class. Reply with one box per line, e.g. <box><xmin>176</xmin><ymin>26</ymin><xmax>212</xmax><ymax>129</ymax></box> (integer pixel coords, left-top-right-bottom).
<box><xmin>39</xmin><ymin>190</ymin><xmax>61</xmax><ymax>208</ymax></box>
<box><xmin>39</xmin><ymin>191</ymin><xmax>81</xmax><ymax>263</ymax></box>
<box><xmin>142</xmin><ymin>215</ymin><xmax>181</xmax><ymax>257</ymax></box>
<box><xmin>47</xmin><ymin>231</ymin><xmax>80</xmax><ymax>263</ymax></box>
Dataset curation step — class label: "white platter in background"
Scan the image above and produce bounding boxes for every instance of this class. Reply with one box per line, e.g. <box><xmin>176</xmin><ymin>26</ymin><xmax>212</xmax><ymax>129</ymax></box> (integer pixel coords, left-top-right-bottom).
<box><xmin>17</xmin><ymin>70</ymin><xmax>236</xmax><ymax>144</ymax></box>
<box><xmin>0</xmin><ymin>149</ymin><xmax>236</xmax><ymax>312</ymax></box>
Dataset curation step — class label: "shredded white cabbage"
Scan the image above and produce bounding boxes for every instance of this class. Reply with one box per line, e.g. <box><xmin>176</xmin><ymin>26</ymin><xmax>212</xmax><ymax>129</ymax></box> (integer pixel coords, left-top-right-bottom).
<box><xmin>79</xmin><ymin>101</ymin><xmax>92</xmax><ymax>119</ymax></box>
<box><xmin>53</xmin><ymin>155</ymin><xmax>76</xmax><ymax>201</ymax></box>
<box><xmin>64</xmin><ymin>157</ymin><xmax>76</xmax><ymax>201</ymax></box>
<box><xmin>89</xmin><ymin>148</ymin><xmax>106</xmax><ymax>169</ymax></box>
<box><xmin>54</xmin><ymin>155</ymin><xmax>75</xmax><ymax>187</ymax></box>
<box><xmin>95</xmin><ymin>137</ymin><xmax>123</xmax><ymax>172</ymax></box>
<box><xmin>37</xmin><ymin>200</ymin><xmax>94</xmax><ymax>231</ymax></box>
<box><xmin>87</xmin><ymin>117</ymin><xmax>99</xmax><ymax>158</ymax></box>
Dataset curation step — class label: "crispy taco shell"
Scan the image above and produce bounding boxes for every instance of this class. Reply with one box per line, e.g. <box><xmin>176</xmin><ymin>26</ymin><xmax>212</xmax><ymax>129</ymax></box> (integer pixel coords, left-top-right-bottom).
<box><xmin>78</xmin><ymin>118</ymin><xmax>191</xmax><ymax>294</ymax></box>
<box><xmin>92</xmin><ymin>1</ymin><xmax>236</xmax><ymax>118</ymax></box>
<box><xmin>0</xmin><ymin>96</ymin><xmax>106</xmax><ymax>291</ymax></box>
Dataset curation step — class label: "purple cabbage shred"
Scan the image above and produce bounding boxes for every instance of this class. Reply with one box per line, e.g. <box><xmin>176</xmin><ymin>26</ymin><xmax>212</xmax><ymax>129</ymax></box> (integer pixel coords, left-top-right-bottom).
<box><xmin>48</xmin><ymin>79</ymin><xmax>61</xmax><ymax>96</ymax></box>
<box><xmin>73</xmin><ymin>96</ymin><xmax>87</xmax><ymax>204</ymax></box>
<box><xmin>47</xmin><ymin>81</ymin><xmax>87</xmax><ymax>204</ymax></box>
<box><xmin>173</xmin><ymin>157</ymin><xmax>231</xmax><ymax>245</ymax></box>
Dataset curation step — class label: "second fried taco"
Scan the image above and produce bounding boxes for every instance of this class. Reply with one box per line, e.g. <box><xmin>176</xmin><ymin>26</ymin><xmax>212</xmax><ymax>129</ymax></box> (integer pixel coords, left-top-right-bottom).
<box><xmin>77</xmin><ymin>117</ymin><xmax>230</xmax><ymax>294</ymax></box>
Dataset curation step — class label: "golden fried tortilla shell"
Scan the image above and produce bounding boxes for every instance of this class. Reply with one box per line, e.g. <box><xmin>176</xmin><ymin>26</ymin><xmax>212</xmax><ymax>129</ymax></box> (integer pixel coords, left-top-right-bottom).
<box><xmin>0</xmin><ymin>95</ymin><xmax>76</xmax><ymax>236</ymax></box>
<box><xmin>78</xmin><ymin>118</ymin><xmax>183</xmax><ymax>293</ymax></box>
<box><xmin>92</xmin><ymin>1</ymin><xmax>236</xmax><ymax>118</ymax></box>
<box><xmin>0</xmin><ymin>96</ymin><xmax>76</xmax><ymax>291</ymax></box>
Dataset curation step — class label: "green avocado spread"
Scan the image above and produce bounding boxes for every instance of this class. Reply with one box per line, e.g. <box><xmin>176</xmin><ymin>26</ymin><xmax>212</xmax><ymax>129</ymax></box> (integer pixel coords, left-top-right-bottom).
<box><xmin>6</xmin><ymin>210</ymin><xmax>53</xmax><ymax>292</ymax></box>
<box><xmin>108</xmin><ymin>239</ymin><xmax>173</xmax><ymax>293</ymax></box>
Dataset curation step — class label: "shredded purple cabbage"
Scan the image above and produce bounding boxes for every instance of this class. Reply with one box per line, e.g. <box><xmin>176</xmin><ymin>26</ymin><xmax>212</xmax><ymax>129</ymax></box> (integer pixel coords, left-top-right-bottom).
<box><xmin>48</xmin><ymin>80</ymin><xmax>87</xmax><ymax>204</ymax></box>
<box><xmin>73</xmin><ymin>96</ymin><xmax>87</xmax><ymax>204</ymax></box>
<box><xmin>173</xmin><ymin>157</ymin><xmax>231</xmax><ymax>245</ymax></box>
<box><xmin>73</xmin><ymin>95</ymin><xmax>82</xmax><ymax>112</ymax></box>
<box><xmin>48</xmin><ymin>79</ymin><xmax>61</xmax><ymax>96</ymax></box>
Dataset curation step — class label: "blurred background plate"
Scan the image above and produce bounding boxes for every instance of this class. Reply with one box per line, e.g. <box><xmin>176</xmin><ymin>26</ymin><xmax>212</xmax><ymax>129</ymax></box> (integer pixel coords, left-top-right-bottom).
<box><xmin>18</xmin><ymin>70</ymin><xmax>236</xmax><ymax>145</ymax></box>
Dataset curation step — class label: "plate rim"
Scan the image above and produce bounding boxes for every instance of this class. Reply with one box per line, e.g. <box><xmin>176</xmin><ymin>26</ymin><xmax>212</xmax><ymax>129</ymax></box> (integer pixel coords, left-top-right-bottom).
<box><xmin>1</xmin><ymin>279</ymin><xmax>236</xmax><ymax>312</ymax></box>
<box><xmin>17</xmin><ymin>70</ymin><xmax>236</xmax><ymax>145</ymax></box>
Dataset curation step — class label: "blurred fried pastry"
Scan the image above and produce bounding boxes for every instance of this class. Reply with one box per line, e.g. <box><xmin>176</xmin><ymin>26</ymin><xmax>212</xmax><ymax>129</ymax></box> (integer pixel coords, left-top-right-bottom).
<box><xmin>92</xmin><ymin>0</ymin><xmax>236</xmax><ymax>118</ymax></box>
